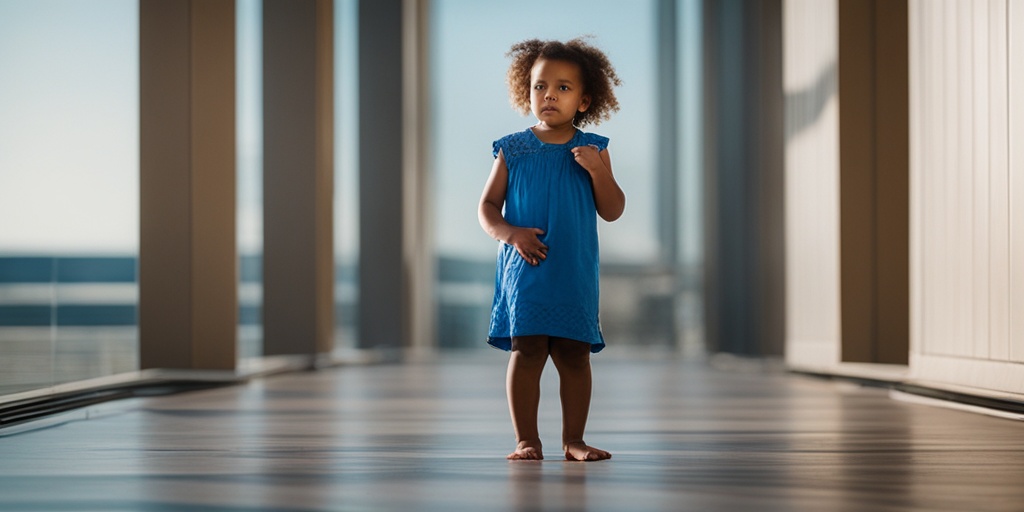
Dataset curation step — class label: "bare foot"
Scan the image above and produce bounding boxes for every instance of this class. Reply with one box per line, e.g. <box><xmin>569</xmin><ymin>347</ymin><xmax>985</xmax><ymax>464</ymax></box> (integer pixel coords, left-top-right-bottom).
<box><xmin>564</xmin><ymin>441</ymin><xmax>611</xmax><ymax>461</ymax></box>
<box><xmin>507</xmin><ymin>440</ymin><xmax>544</xmax><ymax>460</ymax></box>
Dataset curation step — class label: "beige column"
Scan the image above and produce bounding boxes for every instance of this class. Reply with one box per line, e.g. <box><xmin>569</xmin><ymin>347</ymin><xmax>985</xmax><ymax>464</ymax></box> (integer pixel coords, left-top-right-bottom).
<box><xmin>139</xmin><ymin>0</ymin><xmax>238</xmax><ymax>370</ymax></box>
<box><xmin>838</xmin><ymin>0</ymin><xmax>909</xmax><ymax>364</ymax></box>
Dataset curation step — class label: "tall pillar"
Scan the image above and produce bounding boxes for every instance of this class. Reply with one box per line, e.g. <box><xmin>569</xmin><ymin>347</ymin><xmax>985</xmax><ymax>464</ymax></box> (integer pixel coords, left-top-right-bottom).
<box><xmin>702</xmin><ymin>0</ymin><xmax>785</xmax><ymax>356</ymax></box>
<box><xmin>262</xmin><ymin>0</ymin><xmax>335</xmax><ymax>357</ymax></box>
<box><xmin>838</xmin><ymin>0</ymin><xmax>909</xmax><ymax>364</ymax></box>
<box><xmin>139</xmin><ymin>0</ymin><xmax>238</xmax><ymax>370</ymax></box>
<box><xmin>358</xmin><ymin>0</ymin><xmax>406</xmax><ymax>350</ymax></box>
<box><xmin>401</xmin><ymin>0</ymin><xmax>435</xmax><ymax>352</ymax></box>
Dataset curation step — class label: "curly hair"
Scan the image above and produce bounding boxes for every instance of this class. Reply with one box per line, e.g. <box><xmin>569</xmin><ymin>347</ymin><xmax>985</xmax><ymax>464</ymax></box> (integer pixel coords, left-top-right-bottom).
<box><xmin>505</xmin><ymin>37</ymin><xmax>621</xmax><ymax>128</ymax></box>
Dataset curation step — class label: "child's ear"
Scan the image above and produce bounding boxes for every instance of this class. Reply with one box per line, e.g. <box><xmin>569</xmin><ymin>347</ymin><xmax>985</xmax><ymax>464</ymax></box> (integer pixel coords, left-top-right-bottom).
<box><xmin>578</xmin><ymin>95</ymin><xmax>591</xmax><ymax>112</ymax></box>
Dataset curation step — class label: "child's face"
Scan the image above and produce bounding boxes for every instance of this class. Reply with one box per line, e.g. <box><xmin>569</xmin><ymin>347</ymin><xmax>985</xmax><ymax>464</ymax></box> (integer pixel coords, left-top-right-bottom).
<box><xmin>529</xmin><ymin>58</ymin><xmax>590</xmax><ymax>128</ymax></box>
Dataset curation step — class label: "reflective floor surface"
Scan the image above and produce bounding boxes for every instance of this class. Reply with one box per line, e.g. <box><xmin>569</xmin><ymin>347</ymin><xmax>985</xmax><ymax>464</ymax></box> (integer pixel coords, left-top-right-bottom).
<box><xmin>1</xmin><ymin>351</ymin><xmax>1022</xmax><ymax>511</ymax></box>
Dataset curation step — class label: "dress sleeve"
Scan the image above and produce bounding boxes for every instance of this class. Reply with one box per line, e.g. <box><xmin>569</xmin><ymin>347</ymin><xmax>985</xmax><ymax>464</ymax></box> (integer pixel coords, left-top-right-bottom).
<box><xmin>492</xmin><ymin>138</ymin><xmax>504</xmax><ymax>159</ymax></box>
<box><xmin>583</xmin><ymin>133</ymin><xmax>610</xmax><ymax>152</ymax></box>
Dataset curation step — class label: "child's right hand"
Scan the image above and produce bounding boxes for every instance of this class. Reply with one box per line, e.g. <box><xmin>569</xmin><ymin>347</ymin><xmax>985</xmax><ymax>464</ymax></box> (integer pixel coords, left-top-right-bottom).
<box><xmin>507</xmin><ymin>227</ymin><xmax>547</xmax><ymax>266</ymax></box>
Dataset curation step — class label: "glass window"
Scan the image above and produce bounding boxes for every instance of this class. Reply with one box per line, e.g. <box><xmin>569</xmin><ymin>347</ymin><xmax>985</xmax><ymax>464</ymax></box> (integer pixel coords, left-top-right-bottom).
<box><xmin>333</xmin><ymin>0</ymin><xmax>360</xmax><ymax>353</ymax></box>
<box><xmin>429</xmin><ymin>0</ymin><xmax>675</xmax><ymax>349</ymax></box>
<box><xmin>0</xmin><ymin>0</ymin><xmax>139</xmax><ymax>394</ymax></box>
<box><xmin>237</xmin><ymin>0</ymin><xmax>263</xmax><ymax>362</ymax></box>
<box><xmin>677</xmin><ymin>0</ymin><xmax>705</xmax><ymax>356</ymax></box>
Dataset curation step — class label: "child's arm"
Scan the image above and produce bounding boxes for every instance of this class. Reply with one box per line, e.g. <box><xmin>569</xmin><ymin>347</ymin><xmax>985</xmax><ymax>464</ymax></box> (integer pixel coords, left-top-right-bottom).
<box><xmin>478</xmin><ymin>149</ymin><xmax>548</xmax><ymax>266</ymax></box>
<box><xmin>571</xmin><ymin>146</ymin><xmax>626</xmax><ymax>222</ymax></box>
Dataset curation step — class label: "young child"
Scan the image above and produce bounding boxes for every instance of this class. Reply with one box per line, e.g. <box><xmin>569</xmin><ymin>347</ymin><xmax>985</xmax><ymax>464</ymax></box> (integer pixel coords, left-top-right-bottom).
<box><xmin>478</xmin><ymin>38</ymin><xmax>624</xmax><ymax>461</ymax></box>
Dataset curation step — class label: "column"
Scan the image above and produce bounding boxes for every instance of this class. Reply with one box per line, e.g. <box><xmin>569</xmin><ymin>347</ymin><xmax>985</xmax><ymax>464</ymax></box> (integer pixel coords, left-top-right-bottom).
<box><xmin>139</xmin><ymin>0</ymin><xmax>237</xmax><ymax>370</ymax></box>
<box><xmin>262</xmin><ymin>0</ymin><xmax>335</xmax><ymax>357</ymax></box>
<box><xmin>702</xmin><ymin>0</ymin><xmax>785</xmax><ymax>356</ymax></box>
<box><xmin>358</xmin><ymin>0</ymin><xmax>406</xmax><ymax>349</ymax></box>
<box><xmin>838</xmin><ymin>0</ymin><xmax>909</xmax><ymax>364</ymax></box>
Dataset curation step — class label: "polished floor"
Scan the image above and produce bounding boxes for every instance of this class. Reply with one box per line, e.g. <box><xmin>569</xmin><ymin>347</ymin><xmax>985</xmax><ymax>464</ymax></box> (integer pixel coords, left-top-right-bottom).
<box><xmin>1</xmin><ymin>351</ymin><xmax>1023</xmax><ymax>511</ymax></box>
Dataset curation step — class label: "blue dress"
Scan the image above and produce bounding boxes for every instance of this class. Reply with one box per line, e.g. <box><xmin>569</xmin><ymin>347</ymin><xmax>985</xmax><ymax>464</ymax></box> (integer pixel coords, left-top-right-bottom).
<box><xmin>487</xmin><ymin>128</ymin><xmax>608</xmax><ymax>353</ymax></box>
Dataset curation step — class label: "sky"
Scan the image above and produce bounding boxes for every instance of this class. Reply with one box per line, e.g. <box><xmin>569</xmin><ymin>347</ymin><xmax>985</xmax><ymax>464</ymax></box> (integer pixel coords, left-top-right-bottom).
<box><xmin>0</xmin><ymin>0</ymin><xmax>702</xmax><ymax>266</ymax></box>
<box><xmin>0</xmin><ymin>0</ymin><xmax>138</xmax><ymax>254</ymax></box>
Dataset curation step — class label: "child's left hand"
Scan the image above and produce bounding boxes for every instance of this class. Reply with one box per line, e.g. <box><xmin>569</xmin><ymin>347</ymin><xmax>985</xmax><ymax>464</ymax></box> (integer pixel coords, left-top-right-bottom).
<box><xmin>570</xmin><ymin>144</ymin><xmax>606</xmax><ymax>175</ymax></box>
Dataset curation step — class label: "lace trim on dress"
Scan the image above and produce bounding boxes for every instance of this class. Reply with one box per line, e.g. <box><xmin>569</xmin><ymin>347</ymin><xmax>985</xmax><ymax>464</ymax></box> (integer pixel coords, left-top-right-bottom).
<box><xmin>493</xmin><ymin>129</ymin><xmax>602</xmax><ymax>160</ymax></box>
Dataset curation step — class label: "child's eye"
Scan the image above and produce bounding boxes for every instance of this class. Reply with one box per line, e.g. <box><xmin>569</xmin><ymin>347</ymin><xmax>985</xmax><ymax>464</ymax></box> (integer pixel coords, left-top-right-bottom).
<box><xmin>559</xmin><ymin>85</ymin><xmax>569</xmax><ymax>91</ymax></box>
<box><xmin>533</xmin><ymin>84</ymin><xmax>544</xmax><ymax>90</ymax></box>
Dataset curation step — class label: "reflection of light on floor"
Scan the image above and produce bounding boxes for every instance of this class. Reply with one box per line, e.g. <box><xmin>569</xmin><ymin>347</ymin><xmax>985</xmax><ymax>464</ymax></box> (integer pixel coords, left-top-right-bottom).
<box><xmin>6</xmin><ymin>354</ymin><xmax>1024</xmax><ymax>510</ymax></box>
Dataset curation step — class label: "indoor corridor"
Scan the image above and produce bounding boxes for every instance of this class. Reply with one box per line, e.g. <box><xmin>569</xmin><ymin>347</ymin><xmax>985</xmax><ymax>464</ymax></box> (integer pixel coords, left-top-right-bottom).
<box><xmin>2</xmin><ymin>352</ymin><xmax>1022</xmax><ymax>511</ymax></box>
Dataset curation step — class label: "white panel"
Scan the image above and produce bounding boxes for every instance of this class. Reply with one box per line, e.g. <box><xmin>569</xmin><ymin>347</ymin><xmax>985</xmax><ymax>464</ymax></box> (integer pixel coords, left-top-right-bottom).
<box><xmin>925</xmin><ymin>0</ymin><xmax>946</xmax><ymax>357</ymax></box>
<box><xmin>907</xmin><ymin>0</ymin><xmax>1024</xmax><ymax>391</ymax></box>
<box><xmin>931</xmin><ymin>0</ymin><xmax>950</xmax><ymax>357</ymax></box>
<box><xmin>914</xmin><ymin>0</ymin><xmax>934</xmax><ymax>359</ymax></box>
<box><xmin>953</xmin><ymin>0</ymin><xmax>971</xmax><ymax>353</ymax></box>
<box><xmin>922</xmin><ymin>0</ymin><xmax>942</xmax><ymax>357</ymax></box>
<box><xmin>955</xmin><ymin>0</ymin><xmax>974</xmax><ymax>358</ymax></box>
<box><xmin>989</xmin><ymin>0</ymin><xmax>1011</xmax><ymax>361</ymax></box>
<box><xmin>783</xmin><ymin>0</ymin><xmax>840</xmax><ymax>369</ymax></box>
<box><xmin>971</xmin><ymin>0</ymin><xmax>991</xmax><ymax>359</ymax></box>
<box><xmin>941</xmin><ymin>0</ymin><xmax>956</xmax><ymax>356</ymax></box>
<box><xmin>934</xmin><ymin>0</ymin><xmax>960</xmax><ymax>357</ymax></box>
<box><xmin>909</xmin><ymin>0</ymin><xmax>924</xmax><ymax>359</ymax></box>
<box><xmin>911</xmin><ymin>353</ymin><xmax>1024</xmax><ymax>399</ymax></box>
<box><xmin>1009</xmin><ymin>0</ymin><xmax>1024</xmax><ymax>362</ymax></box>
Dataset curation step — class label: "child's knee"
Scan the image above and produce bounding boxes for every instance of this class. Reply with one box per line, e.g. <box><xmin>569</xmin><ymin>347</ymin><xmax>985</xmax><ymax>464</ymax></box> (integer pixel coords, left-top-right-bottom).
<box><xmin>511</xmin><ymin>335</ymin><xmax>550</xmax><ymax>362</ymax></box>
<box><xmin>549</xmin><ymin>338</ymin><xmax>590</xmax><ymax>369</ymax></box>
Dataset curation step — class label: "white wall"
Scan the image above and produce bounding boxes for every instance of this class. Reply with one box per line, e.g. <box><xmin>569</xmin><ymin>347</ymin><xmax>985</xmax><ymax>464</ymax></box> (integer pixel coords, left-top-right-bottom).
<box><xmin>908</xmin><ymin>0</ymin><xmax>1024</xmax><ymax>397</ymax></box>
<box><xmin>783</xmin><ymin>0</ymin><xmax>842</xmax><ymax>370</ymax></box>
<box><xmin>784</xmin><ymin>0</ymin><xmax>1024</xmax><ymax>397</ymax></box>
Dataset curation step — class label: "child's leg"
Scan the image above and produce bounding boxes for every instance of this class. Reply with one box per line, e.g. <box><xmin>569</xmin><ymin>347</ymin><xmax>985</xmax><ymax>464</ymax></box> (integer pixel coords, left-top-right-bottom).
<box><xmin>549</xmin><ymin>337</ymin><xmax>611</xmax><ymax>461</ymax></box>
<box><xmin>506</xmin><ymin>335</ymin><xmax>550</xmax><ymax>460</ymax></box>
